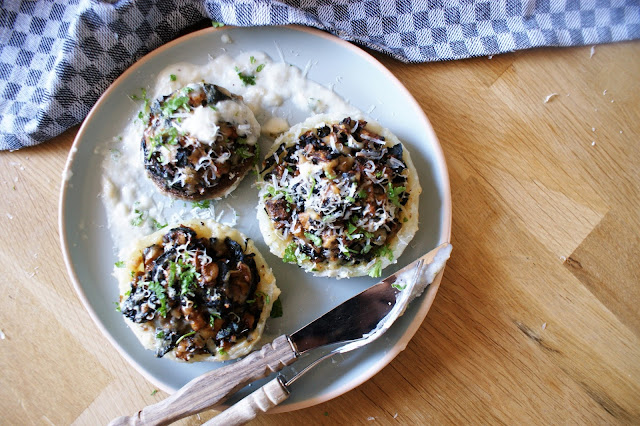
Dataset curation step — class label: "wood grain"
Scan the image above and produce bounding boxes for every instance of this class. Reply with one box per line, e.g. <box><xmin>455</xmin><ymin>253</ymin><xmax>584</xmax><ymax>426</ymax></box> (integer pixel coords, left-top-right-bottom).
<box><xmin>1</xmin><ymin>40</ymin><xmax>639</xmax><ymax>425</ymax></box>
<box><xmin>109</xmin><ymin>336</ymin><xmax>297</xmax><ymax>426</ymax></box>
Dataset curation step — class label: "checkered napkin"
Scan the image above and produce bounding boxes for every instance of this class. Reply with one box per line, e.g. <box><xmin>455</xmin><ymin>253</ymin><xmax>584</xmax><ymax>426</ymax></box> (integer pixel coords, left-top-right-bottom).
<box><xmin>1</xmin><ymin>1</ymin><xmax>638</xmax><ymax>150</ymax></box>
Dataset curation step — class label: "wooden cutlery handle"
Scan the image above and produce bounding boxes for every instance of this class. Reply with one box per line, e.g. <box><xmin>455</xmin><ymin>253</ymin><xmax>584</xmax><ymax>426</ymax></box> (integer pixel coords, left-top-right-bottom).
<box><xmin>204</xmin><ymin>377</ymin><xmax>290</xmax><ymax>425</ymax></box>
<box><xmin>109</xmin><ymin>335</ymin><xmax>296</xmax><ymax>426</ymax></box>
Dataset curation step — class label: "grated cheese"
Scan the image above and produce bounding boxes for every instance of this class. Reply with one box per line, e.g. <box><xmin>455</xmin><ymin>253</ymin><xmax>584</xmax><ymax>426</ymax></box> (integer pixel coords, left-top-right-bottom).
<box><xmin>260</xmin><ymin>118</ymin><xmax>410</xmax><ymax>269</ymax></box>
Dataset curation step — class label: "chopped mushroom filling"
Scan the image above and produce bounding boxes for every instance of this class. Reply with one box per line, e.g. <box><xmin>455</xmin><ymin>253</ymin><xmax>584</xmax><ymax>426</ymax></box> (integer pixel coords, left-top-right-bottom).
<box><xmin>142</xmin><ymin>83</ymin><xmax>256</xmax><ymax>200</ymax></box>
<box><xmin>120</xmin><ymin>226</ymin><xmax>264</xmax><ymax>360</ymax></box>
<box><xmin>261</xmin><ymin>117</ymin><xmax>409</xmax><ymax>269</ymax></box>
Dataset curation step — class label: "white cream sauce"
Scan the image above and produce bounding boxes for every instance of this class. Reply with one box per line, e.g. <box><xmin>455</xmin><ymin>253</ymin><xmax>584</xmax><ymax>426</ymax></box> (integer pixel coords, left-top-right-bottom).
<box><xmin>102</xmin><ymin>51</ymin><xmax>359</xmax><ymax>252</ymax></box>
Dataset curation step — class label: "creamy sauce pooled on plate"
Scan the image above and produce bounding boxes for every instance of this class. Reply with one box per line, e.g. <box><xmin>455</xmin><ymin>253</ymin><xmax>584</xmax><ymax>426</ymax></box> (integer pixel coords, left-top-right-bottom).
<box><xmin>102</xmin><ymin>51</ymin><xmax>358</xmax><ymax>252</ymax></box>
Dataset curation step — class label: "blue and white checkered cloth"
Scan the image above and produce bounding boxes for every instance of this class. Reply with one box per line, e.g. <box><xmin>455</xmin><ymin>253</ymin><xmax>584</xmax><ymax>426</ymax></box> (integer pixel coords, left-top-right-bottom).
<box><xmin>1</xmin><ymin>0</ymin><xmax>639</xmax><ymax>150</ymax></box>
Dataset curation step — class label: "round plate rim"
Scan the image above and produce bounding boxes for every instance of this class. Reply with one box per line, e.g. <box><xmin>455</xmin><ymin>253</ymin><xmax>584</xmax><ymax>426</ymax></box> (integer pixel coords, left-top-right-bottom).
<box><xmin>58</xmin><ymin>24</ymin><xmax>452</xmax><ymax>413</ymax></box>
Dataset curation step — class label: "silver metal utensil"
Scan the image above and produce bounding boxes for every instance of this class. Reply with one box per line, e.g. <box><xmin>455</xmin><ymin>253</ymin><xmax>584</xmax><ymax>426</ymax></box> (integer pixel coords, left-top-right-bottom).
<box><xmin>109</xmin><ymin>243</ymin><xmax>452</xmax><ymax>426</ymax></box>
<box><xmin>205</xmin><ymin>242</ymin><xmax>452</xmax><ymax>425</ymax></box>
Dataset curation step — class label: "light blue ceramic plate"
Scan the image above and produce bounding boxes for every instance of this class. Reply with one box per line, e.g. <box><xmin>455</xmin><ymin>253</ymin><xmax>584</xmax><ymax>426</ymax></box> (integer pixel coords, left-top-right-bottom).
<box><xmin>59</xmin><ymin>25</ymin><xmax>451</xmax><ymax>412</ymax></box>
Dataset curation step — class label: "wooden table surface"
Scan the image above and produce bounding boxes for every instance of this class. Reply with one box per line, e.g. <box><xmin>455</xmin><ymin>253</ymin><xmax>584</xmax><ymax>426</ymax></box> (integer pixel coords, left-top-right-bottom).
<box><xmin>1</xmin><ymin>39</ymin><xmax>639</xmax><ymax>425</ymax></box>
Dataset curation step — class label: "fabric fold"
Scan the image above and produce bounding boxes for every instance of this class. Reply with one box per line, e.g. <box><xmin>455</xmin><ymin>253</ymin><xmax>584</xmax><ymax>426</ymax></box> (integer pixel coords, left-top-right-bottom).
<box><xmin>0</xmin><ymin>0</ymin><xmax>638</xmax><ymax>150</ymax></box>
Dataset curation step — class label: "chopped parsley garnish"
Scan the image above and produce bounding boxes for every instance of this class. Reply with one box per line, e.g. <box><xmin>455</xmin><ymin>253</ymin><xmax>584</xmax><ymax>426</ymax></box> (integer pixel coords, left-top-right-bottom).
<box><xmin>266</xmin><ymin>185</ymin><xmax>293</xmax><ymax>203</ymax></box>
<box><xmin>192</xmin><ymin>200</ymin><xmax>211</xmax><ymax>209</ymax></box>
<box><xmin>150</xmin><ymin>389</ymin><xmax>158</xmax><ymax>396</ymax></box>
<box><xmin>147</xmin><ymin>281</ymin><xmax>168</xmax><ymax>317</ymax></box>
<box><xmin>114</xmin><ymin>260</ymin><xmax>125</xmax><ymax>268</ymax></box>
<box><xmin>114</xmin><ymin>301</ymin><xmax>121</xmax><ymax>312</ymax></box>
<box><xmin>175</xmin><ymin>331</ymin><xmax>196</xmax><ymax>344</ymax></box>
<box><xmin>403</xmin><ymin>217</ymin><xmax>408</xmax><ymax>223</ymax></box>
<box><xmin>376</xmin><ymin>244</ymin><xmax>394</xmax><ymax>261</ymax></box>
<box><xmin>130</xmin><ymin>88</ymin><xmax>148</xmax><ymax>102</ymax></box>
<box><xmin>270</xmin><ymin>298</ymin><xmax>283</xmax><ymax>318</ymax></box>
<box><xmin>250</xmin><ymin>56</ymin><xmax>256</xmax><ymax>64</ymax></box>
<box><xmin>283</xmin><ymin>242</ymin><xmax>297</xmax><ymax>263</ymax></box>
<box><xmin>368</xmin><ymin>260</ymin><xmax>383</xmax><ymax>278</ymax></box>
<box><xmin>217</xmin><ymin>347</ymin><xmax>227</xmax><ymax>356</ymax></box>
<box><xmin>392</xmin><ymin>282</ymin><xmax>407</xmax><ymax>291</ymax></box>
<box><xmin>211</xmin><ymin>21</ymin><xmax>225</xmax><ymax>28</ymax></box>
<box><xmin>130</xmin><ymin>88</ymin><xmax>150</xmax><ymax>122</ymax></box>
<box><xmin>375</xmin><ymin>170</ymin><xmax>383</xmax><ymax>178</ymax></box>
<box><xmin>155</xmin><ymin>330</ymin><xmax>165</xmax><ymax>339</ymax></box>
<box><xmin>130</xmin><ymin>208</ymin><xmax>145</xmax><ymax>226</ymax></box>
<box><xmin>255</xmin><ymin>290</ymin><xmax>270</xmax><ymax>305</ymax></box>
<box><xmin>357</xmin><ymin>189</ymin><xmax>366</xmax><ymax>199</ymax></box>
<box><xmin>169</xmin><ymin>74</ymin><xmax>177</xmax><ymax>81</ymax></box>
<box><xmin>304</xmin><ymin>232</ymin><xmax>322</xmax><ymax>247</ymax></box>
<box><xmin>282</xmin><ymin>242</ymin><xmax>308</xmax><ymax>264</ymax></box>
<box><xmin>147</xmin><ymin>126</ymin><xmax>179</xmax><ymax>158</ymax></box>
<box><xmin>234</xmin><ymin>67</ymin><xmax>257</xmax><ymax>86</ymax></box>
<box><xmin>345</xmin><ymin>223</ymin><xmax>359</xmax><ymax>239</ymax></box>
<box><xmin>256</xmin><ymin>63</ymin><xmax>265</xmax><ymax>73</ymax></box>
<box><xmin>152</xmin><ymin>219</ymin><xmax>168</xmax><ymax>230</ymax></box>
<box><xmin>161</xmin><ymin>95</ymin><xmax>190</xmax><ymax>116</ymax></box>
<box><xmin>387</xmin><ymin>183</ymin><xmax>406</xmax><ymax>208</ymax></box>
<box><xmin>174</xmin><ymin>260</ymin><xmax>199</xmax><ymax>296</ymax></box>
<box><xmin>237</xmin><ymin>146</ymin><xmax>253</xmax><ymax>159</ymax></box>
<box><xmin>165</xmin><ymin>126</ymin><xmax>179</xmax><ymax>144</ymax></box>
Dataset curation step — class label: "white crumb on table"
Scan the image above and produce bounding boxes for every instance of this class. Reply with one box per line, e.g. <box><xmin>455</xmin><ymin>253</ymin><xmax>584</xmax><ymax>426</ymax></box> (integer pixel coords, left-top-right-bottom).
<box><xmin>28</xmin><ymin>266</ymin><xmax>39</xmax><ymax>278</ymax></box>
<box><xmin>591</xmin><ymin>141</ymin><xmax>596</xmax><ymax>146</ymax></box>
<box><xmin>603</xmin><ymin>89</ymin><xmax>607</xmax><ymax>95</ymax></box>
<box><xmin>543</xmin><ymin>93</ymin><xmax>558</xmax><ymax>103</ymax></box>
<box><xmin>590</xmin><ymin>46</ymin><xmax>595</xmax><ymax>58</ymax></box>
<box><xmin>367</xmin><ymin>417</ymin><xmax>376</xmax><ymax>421</ymax></box>
<box><xmin>0</xmin><ymin>329</ymin><xmax>5</xmax><ymax>339</ymax></box>
<box><xmin>393</xmin><ymin>413</ymin><xmax>398</xmax><ymax>419</ymax></box>
<box><xmin>560</xmin><ymin>255</ymin><xmax>567</xmax><ymax>262</ymax></box>
<box><xmin>592</xmin><ymin>127</ymin><xmax>596</xmax><ymax>132</ymax></box>
<box><xmin>542</xmin><ymin>322</ymin><xmax>547</xmax><ymax>330</ymax></box>
<box><xmin>6</xmin><ymin>213</ymin><xmax>13</xmax><ymax>220</ymax></box>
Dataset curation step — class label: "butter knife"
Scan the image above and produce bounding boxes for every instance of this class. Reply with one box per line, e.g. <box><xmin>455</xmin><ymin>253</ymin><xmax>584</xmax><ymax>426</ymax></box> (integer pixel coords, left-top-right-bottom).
<box><xmin>110</xmin><ymin>242</ymin><xmax>452</xmax><ymax>426</ymax></box>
